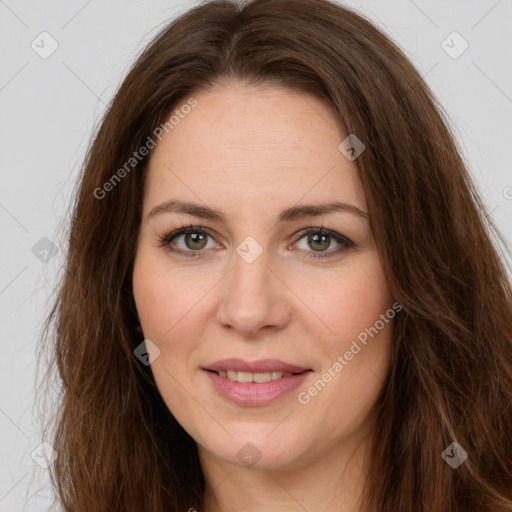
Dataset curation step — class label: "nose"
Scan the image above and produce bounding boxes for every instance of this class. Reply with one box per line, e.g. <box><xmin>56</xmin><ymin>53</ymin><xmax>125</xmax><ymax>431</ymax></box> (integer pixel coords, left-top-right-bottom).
<box><xmin>215</xmin><ymin>244</ymin><xmax>292</xmax><ymax>336</ymax></box>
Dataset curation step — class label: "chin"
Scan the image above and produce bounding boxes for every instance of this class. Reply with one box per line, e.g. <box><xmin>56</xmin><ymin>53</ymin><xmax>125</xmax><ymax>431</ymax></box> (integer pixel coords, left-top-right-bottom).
<box><xmin>199</xmin><ymin>428</ymin><xmax>309</xmax><ymax>471</ymax></box>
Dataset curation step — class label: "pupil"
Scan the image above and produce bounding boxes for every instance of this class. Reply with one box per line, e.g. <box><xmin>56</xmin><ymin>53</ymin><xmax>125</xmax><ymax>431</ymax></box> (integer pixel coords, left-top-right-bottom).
<box><xmin>309</xmin><ymin>233</ymin><xmax>329</xmax><ymax>251</ymax></box>
<box><xmin>187</xmin><ymin>232</ymin><xmax>206</xmax><ymax>249</ymax></box>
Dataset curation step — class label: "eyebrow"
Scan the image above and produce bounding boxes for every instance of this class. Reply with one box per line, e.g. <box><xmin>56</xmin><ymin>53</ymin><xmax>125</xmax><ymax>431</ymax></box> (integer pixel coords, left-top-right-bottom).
<box><xmin>148</xmin><ymin>199</ymin><xmax>368</xmax><ymax>223</ymax></box>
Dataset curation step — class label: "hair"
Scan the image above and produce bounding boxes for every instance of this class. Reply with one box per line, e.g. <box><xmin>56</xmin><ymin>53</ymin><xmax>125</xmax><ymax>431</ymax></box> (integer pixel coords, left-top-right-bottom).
<box><xmin>37</xmin><ymin>0</ymin><xmax>512</xmax><ymax>510</ymax></box>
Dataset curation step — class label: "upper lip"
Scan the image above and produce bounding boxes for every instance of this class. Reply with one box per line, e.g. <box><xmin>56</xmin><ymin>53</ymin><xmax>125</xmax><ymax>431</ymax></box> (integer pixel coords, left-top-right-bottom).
<box><xmin>204</xmin><ymin>358</ymin><xmax>310</xmax><ymax>374</ymax></box>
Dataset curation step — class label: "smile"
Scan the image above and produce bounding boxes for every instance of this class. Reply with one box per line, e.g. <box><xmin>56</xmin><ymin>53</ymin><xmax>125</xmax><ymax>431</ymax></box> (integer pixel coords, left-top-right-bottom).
<box><xmin>210</xmin><ymin>370</ymin><xmax>299</xmax><ymax>383</ymax></box>
<box><xmin>204</xmin><ymin>368</ymin><xmax>312</xmax><ymax>406</ymax></box>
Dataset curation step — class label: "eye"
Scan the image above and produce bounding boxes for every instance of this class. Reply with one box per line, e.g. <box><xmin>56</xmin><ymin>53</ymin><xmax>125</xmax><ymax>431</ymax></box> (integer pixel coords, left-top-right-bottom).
<box><xmin>159</xmin><ymin>225</ymin><xmax>354</xmax><ymax>259</ymax></box>
<box><xmin>291</xmin><ymin>228</ymin><xmax>354</xmax><ymax>259</ymax></box>
<box><xmin>159</xmin><ymin>225</ymin><xmax>220</xmax><ymax>257</ymax></box>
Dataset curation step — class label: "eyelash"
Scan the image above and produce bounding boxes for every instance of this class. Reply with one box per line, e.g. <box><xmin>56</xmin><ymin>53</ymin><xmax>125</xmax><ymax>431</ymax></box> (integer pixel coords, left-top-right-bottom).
<box><xmin>158</xmin><ymin>224</ymin><xmax>355</xmax><ymax>260</ymax></box>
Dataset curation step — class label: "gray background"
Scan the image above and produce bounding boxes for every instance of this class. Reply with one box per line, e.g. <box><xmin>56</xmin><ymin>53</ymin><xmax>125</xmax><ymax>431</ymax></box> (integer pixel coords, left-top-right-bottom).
<box><xmin>1</xmin><ymin>0</ymin><xmax>511</xmax><ymax>510</ymax></box>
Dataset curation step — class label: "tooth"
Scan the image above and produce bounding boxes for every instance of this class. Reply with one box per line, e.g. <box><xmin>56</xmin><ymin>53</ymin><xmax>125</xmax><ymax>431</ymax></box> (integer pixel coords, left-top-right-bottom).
<box><xmin>220</xmin><ymin>370</ymin><xmax>294</xmax><ymax>382</ymax></box>
<box><xmin>253</xmin><ymin>372</ymin><xmax>272</xmax><ymax>383</ymax></box>
<box><xmin>237</xmin><ymin>371</ymin><xmax>253</xmax><ymax>383</ymax></box>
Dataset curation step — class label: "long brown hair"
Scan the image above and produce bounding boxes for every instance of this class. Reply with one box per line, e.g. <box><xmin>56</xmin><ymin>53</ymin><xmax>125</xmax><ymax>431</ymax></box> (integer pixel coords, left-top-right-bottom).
<box><xmin>38</xmin><ymin>0</ymin><xmax>512</xmax><ymax>510</ymax></box>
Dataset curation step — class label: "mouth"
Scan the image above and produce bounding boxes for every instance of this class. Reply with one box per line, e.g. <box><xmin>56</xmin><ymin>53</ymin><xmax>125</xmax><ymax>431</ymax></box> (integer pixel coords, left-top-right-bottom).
<box><xmin>204</xmin><ymin>368</ymin><xmax>310</xmax><ymax>383</ymax></box>
<box><xmin>203</xmin><ymin>358</ymin><xmax>312</xmax><ymax>380</ymax></box>
<box><xmin>202</xmin><ymin>358</ymin><xmax>313</xmax><ymax>406</ymax></box>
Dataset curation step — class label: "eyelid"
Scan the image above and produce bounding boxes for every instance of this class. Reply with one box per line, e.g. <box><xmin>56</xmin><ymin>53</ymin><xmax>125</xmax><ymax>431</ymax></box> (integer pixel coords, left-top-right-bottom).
<box><xmin>290</xmin><ymin>227</ymin><xmax>352</xmax><ymax>245</ymax></box>
<box><xmin>160</xmin><ymin>225</ymin><xmax>218</xmax><ymax>245</ymax></box>
<box><xmin>288</xmin><ymin>227</ymin><xmax>354</xmax><ymax>259</ymax></box>
<box><xmin>159</xmin><ymin>225</ymin><xmax>354</xmax><ymax>258</ymax></box>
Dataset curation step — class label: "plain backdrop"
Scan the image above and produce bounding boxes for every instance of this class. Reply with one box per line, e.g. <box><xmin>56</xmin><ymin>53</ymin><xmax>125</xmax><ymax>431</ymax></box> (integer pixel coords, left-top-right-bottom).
<box><xmin>0</xmin><ymin>0</ymin><xmax>511</xmax><ymax>510</ymax></box>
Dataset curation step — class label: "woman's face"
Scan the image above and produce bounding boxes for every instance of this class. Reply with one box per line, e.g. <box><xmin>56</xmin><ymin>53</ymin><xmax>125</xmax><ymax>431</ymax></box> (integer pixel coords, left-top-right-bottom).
<box><xmin>132</xmin><ymin>81</ymin><xmax>395</xmax><ymax>471</ymax></box>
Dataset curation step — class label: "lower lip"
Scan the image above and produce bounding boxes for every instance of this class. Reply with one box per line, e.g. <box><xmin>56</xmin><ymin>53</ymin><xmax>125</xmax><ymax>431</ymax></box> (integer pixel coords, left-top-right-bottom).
<box><xmin>204</xmin><ymin>370</ymin><xmax>311</xmax><ymax>406</ymax></box>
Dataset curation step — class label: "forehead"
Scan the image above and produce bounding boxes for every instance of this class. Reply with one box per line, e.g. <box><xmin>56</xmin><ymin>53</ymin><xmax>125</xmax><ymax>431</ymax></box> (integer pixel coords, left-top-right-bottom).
<box><xmin>143</xmin><ymin>82</ymin><xmax>366</xmax><ymax>216</ymax></box>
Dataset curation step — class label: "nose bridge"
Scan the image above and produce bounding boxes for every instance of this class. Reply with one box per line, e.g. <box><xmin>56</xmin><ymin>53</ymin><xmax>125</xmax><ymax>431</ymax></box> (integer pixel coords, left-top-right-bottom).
<box><xmin>216</xmin><ymin>237</ymin><xmax>291</xmax><ymax>334</ymax></box>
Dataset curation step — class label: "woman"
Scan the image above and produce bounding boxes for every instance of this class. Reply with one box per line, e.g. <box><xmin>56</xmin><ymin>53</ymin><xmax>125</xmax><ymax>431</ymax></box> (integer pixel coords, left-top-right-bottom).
<box><xmin>39</xmin><ymin>0</ymin><xmax>512</xmax><ymax>510</ymax></box>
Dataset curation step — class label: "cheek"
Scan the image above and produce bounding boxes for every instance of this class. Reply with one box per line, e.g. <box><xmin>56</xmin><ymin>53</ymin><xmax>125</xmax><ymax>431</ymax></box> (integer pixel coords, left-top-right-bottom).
<box><xmin>290</xmin><ymin>257</ymin><xmax>393</xmax><ymax>440</ymax></box>
<box><xmin>290</xmin><ymin>253</ymin><xmax>393</xmax><ymax>348</ymax></box>
<box><xmin>133</xmin><ymin>247</ymin><xmax>393</xmax><ymax>362</ymax></box>
<box><xmin>132</xmin><ymin>251</ymin><xmax>213</xmax><ymax>441</ymax></box>
<box><xmin>132</xmin><ymin>251</ymin><xmax>209</xmax><ymax>346</ymax></box>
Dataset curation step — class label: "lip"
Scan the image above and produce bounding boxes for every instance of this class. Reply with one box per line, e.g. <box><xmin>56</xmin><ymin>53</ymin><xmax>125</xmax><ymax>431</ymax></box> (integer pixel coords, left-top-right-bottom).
<box><xmin>204</xmin><ymin>369</ymin><xmax>311</xmax><ymax>406</ymax></box>
<box><xmin>202</xmin><ymin>359</ymin><xmax>313</xmax><ymax>407</ymax></box>
<box><xmin>204</xmin><ymin>358</ymin><xmax>310</xmax><ymax>374</ymax></box>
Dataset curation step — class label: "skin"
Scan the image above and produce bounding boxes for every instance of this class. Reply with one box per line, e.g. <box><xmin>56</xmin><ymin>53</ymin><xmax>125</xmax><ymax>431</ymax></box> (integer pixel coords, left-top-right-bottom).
<box><xmin>132</xmin><ymin>80</ymin><xmax>395</xmax><ymax>512</ymax></box>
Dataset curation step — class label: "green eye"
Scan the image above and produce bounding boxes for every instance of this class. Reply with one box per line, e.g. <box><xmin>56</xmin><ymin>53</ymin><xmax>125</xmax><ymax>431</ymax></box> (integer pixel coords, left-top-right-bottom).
<box><xmin>183</xmin><ymin>231</ymin><xmax>208</xmax><ymax>250</ymax></box>
<box><xmin>307</xmin><ymin>233</ymin><xmax>331</xmax><ymax>251</ymax></box>
<box><xmin>292</xmin><ymin>228</ymin><xmax>354</xmax><ymax>259</ymax></box>
<box><xmin>160</xmin><ymin>225</ymin><xmax>354</xmax><ymax>260</ymax></box>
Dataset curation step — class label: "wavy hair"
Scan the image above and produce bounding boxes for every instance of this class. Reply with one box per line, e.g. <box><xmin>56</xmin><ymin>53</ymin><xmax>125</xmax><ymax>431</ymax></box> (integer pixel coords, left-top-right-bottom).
<box><xmin>38</xmin><ymin>0</ymin><xmax>512</xmax><ymax>510</ymax></box>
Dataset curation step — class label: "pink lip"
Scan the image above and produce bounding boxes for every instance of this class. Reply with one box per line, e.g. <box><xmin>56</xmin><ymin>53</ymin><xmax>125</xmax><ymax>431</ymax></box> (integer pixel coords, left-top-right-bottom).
<box><xmin>204</xmin><ymin>358</ymin><xmax>310</xmax><ymax>374</ymax></box>
<box><xmin>204</xmin><ymin>370</ymin><xmax>311</xmax><ymax>406</ymax></box>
